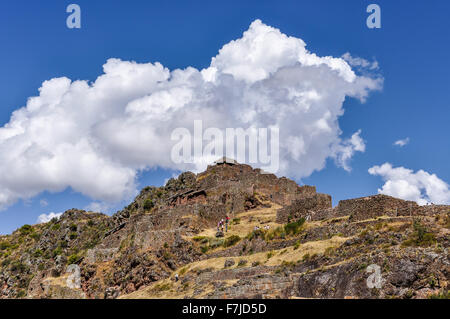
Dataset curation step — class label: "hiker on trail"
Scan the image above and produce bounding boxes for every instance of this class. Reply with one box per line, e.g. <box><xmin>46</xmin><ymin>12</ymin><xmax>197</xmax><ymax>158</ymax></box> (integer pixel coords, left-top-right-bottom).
<box><xmin>221</xmin><ymin>218</ymin><xmax>225</xmax><ymax>231</ymax></box>
<box><xmin>225</xmin><ymin>216</ymin><xmax>230</xmax><ymax>232</ymax></box>
<box><xmin>175</xmin><ymin>273</ymin><xmax>179</xmax><ymax>282</ymax></box>
<box><xmin>217</xmin><ymin>221</ymin><xmax>221</xmax><ymax>232</ymax></box>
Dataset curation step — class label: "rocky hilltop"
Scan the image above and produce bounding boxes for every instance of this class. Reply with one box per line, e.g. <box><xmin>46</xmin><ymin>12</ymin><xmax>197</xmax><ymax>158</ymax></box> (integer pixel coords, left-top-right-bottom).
<box><xmin>0</xmin><ymin>162</ymin><xmax>449</xmax><ymax>299</ymax></box>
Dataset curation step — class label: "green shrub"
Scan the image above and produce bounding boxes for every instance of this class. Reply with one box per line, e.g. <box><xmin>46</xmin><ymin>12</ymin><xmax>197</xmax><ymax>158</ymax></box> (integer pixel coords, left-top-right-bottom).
<box><xmin>179</xmin><ymin>267</ymin><xmax>188</xmax><ymax>275</ymax></box>
<box><xmin>294</xmin><ymin>240</ymin><xmax>301</xmax><ymax>250</ymax></box>
<box><xmin>281</xmin><ymin>260</ymin><xmax>295</xmax><ymax>268</ymax></box>
<box><xmin>162</xmin><ymin>251</ymin><xmax>173</xmax><ymax>260</ymax></box>
<box><xmin>402</xmin><ymin>220</ymin><xmax>437</xmax><ymax>247</ymax></box>
<box><xmin>143</xmin><ymin>198</ymin><xmax>155</xmax><ymax>210</ymax></box>
<box><xmin>67</xmin><ymin>254</ymin><xmax>81</xmax><ymax>264</ymax></box>
<box><xmin>19</xmin><ymin>224</ymin><xmax>33</xmax><ymax>235</ymax></box>
<box><xmin>52</xmin><ymin>247</ymin><xmax>63</xmax><ymax>257</ymax></box>
<box><xmin>266</xmin><ymin>251</ymin><xmax>275</xmax><ymax>259</ymax></box>
<box><xmin>192</xmin><ymin>236</ymin><xmax>208</xmax><ymax>243</ymax></box>
<box><xmin>284</xmin><ymin>218</ymin><xmax>305</xmax><ymax>236</ymax></box>
<box><xmin>51</xmin><ymin>223</ymin><xmax>61</xmax><ymax>231</ymax></box>
<box><xmin>224</xmin><ymin>235</ymin><xmax>241</xmax><ymax>247</ymax></box>
<box><xmin>246</xmin><ymin>229</ymin><xmax>265</xmax><ymax>241</ymax></box>
<box><xmin>237</xmin><ymin>259</ymin><xmax>247</xmax><ymax>267</ymax></box>
<box><xmin>33</xmin><ymin>249</ymin><xmax>43</xmax><ymax>258</ymax></box>
<box><xmin>1</xmin><ymin>258</ymin><xmax>11</xmax><ymax>267</ymax></box>
<box><xmin>428</xmin><ymin>275</ymin><xmax>438</xmax><ymax>288</ymax></box>
<box><xmin>232</xmin><ymin>218</ymin><xmax>241</xmax><ymax>225</ymax></box>
<box><xmin>404</xmin><ymin>289</ymin><xmax>414</xmax><ymax>299</ymax></box>
<box><xmin>10</xmin><ymin>261</ymin><xmax>28</xmax><ymax>273</ymax></box>
<box><xmin>30</xmin><ymin>232</ymin><xmax>40</xmax><ymax>241</ymax></box>
<box><xmin>200</xmin><ymin>245</ymin><xmax>208</xmax><ymax>254</ymax></box>
<box><xmin>209</xmin><ymin>238</ymin><xmax>224</xmax><ymax>249</ymax></box>
<box><xmin>0</xmin><ymin>241</ymin><xmax>11</xmax><ymax>251</ymax></box>
<box><xmin>43</xmin><ymin>250</ymin><xmax>52</xmax><ymax>259</ymax></box>
<box><xmin>265</xmin><ymin>227</ymin><xmax>285</xmax><ymax>241</ymax></box>
<box><xmin>153</xmin><ymin>283</ymin><xmax>171</xmax><ymax>292</ymax></box>
<box><xmin>421</xmin><ymin>233</ymin><xmax>437</xmax><ymax>245</ymax></box>
<box><xmin>59</xmin><ymin>240</ymin><xmax>68</xmax><ymax>248</ymax></box>
<box><xmin>69</xmin><ymin>232</ymin><xmax>78</xmax><ymax>240</ymax></box>
<box><xmin>84</xmin><ymin>238</ymin><xmax>100</xmax><ymax>250</ymax></box>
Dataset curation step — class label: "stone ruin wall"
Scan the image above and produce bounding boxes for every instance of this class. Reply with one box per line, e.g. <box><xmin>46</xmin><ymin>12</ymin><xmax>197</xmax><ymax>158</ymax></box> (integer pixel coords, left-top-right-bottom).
<box><xmin>336</xmin><ymin>194</ymin><xmax>420</xmax><ymax>221</ymax></box>
<box><xmin>417</xmin><ymin>204</ymin><xmax>450</xmax><ymax>216</ymax></box>
<box><xmin>199</xmin><ymin>163</ymin><xmax>316</xmax><ymax>208</ymax></box>
<box><xmin>276</xmin><ymin>193</ymin><xmax>450</xmax><ymax>224</ymax></box>
<box><xmin>164</xmin><ymin>163</ymin><xmax>323</xmax><ymax>227</ymax></box>
<box><xmin>276</xmin><ymin>193</ymin><xmax>332</xmax><ymax>223</ymax></box>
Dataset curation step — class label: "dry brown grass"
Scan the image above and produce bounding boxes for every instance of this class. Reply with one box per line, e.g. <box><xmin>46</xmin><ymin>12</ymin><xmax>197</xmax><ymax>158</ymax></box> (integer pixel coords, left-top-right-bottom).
<box><xmin>42</xmin><ymin>274</ymin><xmax>70</xmax><ymax>288</ymax></box>
<box><xmin>120</xmin><ymin>235</ymin><xmax>350</xmax><ymax>299</ymax></box>
<box><xmin>121</xmin><ymin>277</ymin><xmax>241</xmax><ymax>299</ymax></box>
<box><xmin>123</xmin><ymin>203</ymin><xmax>359</xmax><ymax>299</ymax></box>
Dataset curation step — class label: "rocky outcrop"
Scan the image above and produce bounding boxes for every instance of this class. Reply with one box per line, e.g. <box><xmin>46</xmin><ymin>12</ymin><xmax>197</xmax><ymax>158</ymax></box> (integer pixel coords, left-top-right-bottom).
<box><xmin>0</xmin><ymin>162</ymin><xmax>449</xmax><ymax>299</ymax></box>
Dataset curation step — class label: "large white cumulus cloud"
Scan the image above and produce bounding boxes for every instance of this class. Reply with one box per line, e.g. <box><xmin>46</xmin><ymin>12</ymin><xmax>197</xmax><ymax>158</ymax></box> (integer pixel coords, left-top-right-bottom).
<box><xmin>369</xmin><ymin>163</ymin><xmax>450</xmax><ymax>205</ymax></box>
<box><xmin>0</xmin><ymin>19</ymin><xmax>382</xmax><ymax>209</ymax></box>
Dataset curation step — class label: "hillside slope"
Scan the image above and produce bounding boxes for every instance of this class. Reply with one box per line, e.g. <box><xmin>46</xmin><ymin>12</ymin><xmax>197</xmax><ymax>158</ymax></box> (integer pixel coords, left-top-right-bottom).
<box><xmin>0</xmin><ymin>162</ymin><xmax>449</xmax><ymax>299</ymax></box>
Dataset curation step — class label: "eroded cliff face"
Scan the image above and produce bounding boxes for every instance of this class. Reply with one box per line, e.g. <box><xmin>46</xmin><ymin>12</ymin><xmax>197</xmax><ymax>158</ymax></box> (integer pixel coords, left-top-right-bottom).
<box><xmin>1</xmin><ymin>163</ymin><xmax>449</xmax><ymax>299</ymax></box>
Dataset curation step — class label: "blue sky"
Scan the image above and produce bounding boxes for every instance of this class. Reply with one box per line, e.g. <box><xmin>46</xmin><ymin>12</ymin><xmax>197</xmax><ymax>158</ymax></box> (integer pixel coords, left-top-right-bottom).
<box><xmin>0</xmin><ymin>0</ymin><xmax>449</xmax><ymax>234</ymax></box>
